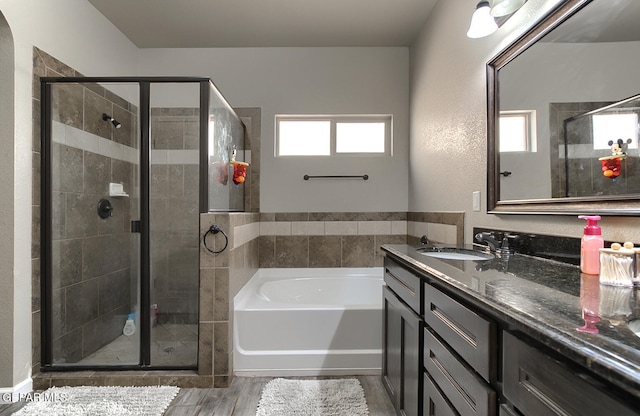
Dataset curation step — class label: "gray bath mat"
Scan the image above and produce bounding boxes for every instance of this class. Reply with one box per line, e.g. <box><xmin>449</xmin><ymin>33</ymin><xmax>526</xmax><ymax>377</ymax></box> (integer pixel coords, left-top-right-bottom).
<box><xmin>255</xmin><ymin>378</ymin><xmax>369</xmax><ymax>416</ymax></box>
<box><xmin>13</xmin><ymin>385</ymin><xmax>179</xmax><ymax>416</ymax></box>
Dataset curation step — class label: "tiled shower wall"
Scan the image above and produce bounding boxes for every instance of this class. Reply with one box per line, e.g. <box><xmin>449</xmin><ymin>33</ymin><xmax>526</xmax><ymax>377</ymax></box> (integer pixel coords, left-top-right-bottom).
<box><xmin>150</xmin><ymin>108</ymin><xmax>200</xmax><ymax>324</ymax></box>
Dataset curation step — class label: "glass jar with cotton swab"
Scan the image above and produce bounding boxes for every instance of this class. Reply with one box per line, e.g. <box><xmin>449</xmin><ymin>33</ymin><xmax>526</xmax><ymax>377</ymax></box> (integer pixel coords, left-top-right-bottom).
<box><xmin>599</xmin><ymin>242</ymin><xmax>635</xmax><ymax>287</ymax></box>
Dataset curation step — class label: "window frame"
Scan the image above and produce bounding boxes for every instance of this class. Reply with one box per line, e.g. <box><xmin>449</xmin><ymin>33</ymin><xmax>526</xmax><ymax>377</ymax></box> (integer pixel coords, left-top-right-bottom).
<box><xmin>275</xmin><ymin>114</ymin><xmax>393</xmax><ymax>157</ymax></box>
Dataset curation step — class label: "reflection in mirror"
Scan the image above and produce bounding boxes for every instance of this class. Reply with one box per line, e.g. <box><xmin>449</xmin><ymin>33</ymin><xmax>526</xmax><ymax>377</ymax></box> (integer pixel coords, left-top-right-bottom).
<box><xmin>488</xmin><ymin>0</ymin><xmax>640</xmax><ymax>214</ymax></box>
<box><xmin>561</xmin><ymin>94</ymin><xmax>640</xmax><ymax>198</ymax></box>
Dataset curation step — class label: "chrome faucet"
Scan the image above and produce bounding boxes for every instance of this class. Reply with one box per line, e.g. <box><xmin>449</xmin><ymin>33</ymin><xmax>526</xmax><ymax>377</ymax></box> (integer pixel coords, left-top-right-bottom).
<box><xmin>420</xmin><ymin>235</ymin><xmax>432</xmax><ymax>246</ymax></box>
<box><xmin>475</xmin><ymin>232</ymin><xmax>500</xmax><ymax>252</ymax></box>
<box><xmin>475</xmin><ymin>232</ymin><xmax>516</xmax><ymax>256</ymax></box>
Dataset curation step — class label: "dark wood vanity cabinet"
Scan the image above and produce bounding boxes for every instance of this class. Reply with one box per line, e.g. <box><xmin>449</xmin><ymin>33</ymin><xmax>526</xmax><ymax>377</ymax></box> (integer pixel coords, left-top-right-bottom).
<box><xmin>383</xmin><ymin>258</ymin><xmax>423</xmax><ymax>416</ymax></box>
<box><xmin>383</xmin><ymin>248</ymin><xmax>640</xmax><ymax>416</ymax></box>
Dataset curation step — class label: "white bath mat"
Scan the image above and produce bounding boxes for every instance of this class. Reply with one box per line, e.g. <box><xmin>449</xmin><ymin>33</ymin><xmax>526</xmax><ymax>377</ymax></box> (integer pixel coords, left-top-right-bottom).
<box><xmin>255</xmin><ymin>378</ymin><xmax>369</xmax><ymax>416</ymax></box>
<box><xmin>13</xmin><ymin>385</ymin><xmax>179</xmax><ymax>416</ymax></box>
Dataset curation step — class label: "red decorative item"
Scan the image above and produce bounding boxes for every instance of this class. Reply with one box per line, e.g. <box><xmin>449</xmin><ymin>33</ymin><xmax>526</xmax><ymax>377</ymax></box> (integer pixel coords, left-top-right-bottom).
<box><xmin>232</xmin><ymin>161</ymin><xmax>248</xmax><ymax>185</ymax></box>
<box><xmin>598</xmin><ymin>138</ymin><xmax>631</xmax><ymax>182</ymax></box>
<box><xmin>600</xmin><ymin>157</ymin><xmax>622</xmax><ymax>180</ymax></box>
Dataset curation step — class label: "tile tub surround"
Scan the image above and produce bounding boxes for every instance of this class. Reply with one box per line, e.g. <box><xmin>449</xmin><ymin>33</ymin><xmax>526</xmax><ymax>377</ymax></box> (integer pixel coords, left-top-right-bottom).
<box><xmin>257</xmin><ymin>211</ymin><xmax>464</xmax><ymax>268</ymax></box>
<box><xmin>199</xmin><ymin>210</ymin><xmax>461</xmax><ymax>387</ymax></box>
<box><xmin>258</xmin><ymin>212</ymin><xmax>409</xmax><ymax>268</ymax></box>
<box><xmin>407</xmin><ymin>211</ymin><xmax>464</xmax><ymax>246</ymax></box>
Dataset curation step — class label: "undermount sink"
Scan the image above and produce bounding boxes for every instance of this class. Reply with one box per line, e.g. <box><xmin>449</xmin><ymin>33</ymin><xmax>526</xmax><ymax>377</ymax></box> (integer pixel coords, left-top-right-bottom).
<box><xmin>417</xmin><ymin>247</ymin><xmax>495</xmax><ymax>261</ymax></box>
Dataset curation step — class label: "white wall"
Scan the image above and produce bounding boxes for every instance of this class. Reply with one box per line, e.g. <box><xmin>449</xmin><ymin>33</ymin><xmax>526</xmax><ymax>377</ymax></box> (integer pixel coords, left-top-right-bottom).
<box><xmin>0</xmin><ymin>0</ymin><xmax>138</xmax><ymax>391</ymax></box>
<box><xmin>409</xmin><ymin>0</ymin><xmax>640</xmax><ymax>244</ymax></box>
<box><xmin>138</xmin><ymin>47</ymin><xmax>410</xmax><ymax>212</ymax></box>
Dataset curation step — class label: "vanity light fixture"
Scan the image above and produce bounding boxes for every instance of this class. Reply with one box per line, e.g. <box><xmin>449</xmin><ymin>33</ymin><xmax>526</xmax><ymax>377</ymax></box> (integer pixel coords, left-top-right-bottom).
<box><xmin>490</xmin><ymin>0</ymin><xmax>527</xmax><ymax>17</ymax></box>
<box><xmin>467</xmin><ymin>1</ymin><xmax>498</xmax><ymax>38</ymax></box>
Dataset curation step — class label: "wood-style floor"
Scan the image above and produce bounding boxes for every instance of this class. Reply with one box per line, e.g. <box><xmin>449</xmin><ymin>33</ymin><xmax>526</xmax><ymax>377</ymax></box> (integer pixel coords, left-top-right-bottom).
<box><xmin>0</xmin><ymin>376</ymin><xmax>396</xmax><ymax>416</ymax></box>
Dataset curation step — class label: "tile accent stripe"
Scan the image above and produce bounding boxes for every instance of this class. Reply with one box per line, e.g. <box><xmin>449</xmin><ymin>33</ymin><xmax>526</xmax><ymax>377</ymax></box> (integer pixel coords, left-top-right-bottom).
<box><xmin>52</xmin><ymin>121</ymin><xmax>200</xmax><ymax>165</ymax></box>
<box><xmin>260</xmin><ymin>220</ymin><xmax>407</xmax><ymax>237</ymax></box>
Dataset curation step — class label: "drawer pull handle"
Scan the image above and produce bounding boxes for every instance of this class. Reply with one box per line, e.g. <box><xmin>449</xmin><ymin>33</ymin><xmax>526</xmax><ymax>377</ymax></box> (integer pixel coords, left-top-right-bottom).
<box><xmin>387</xmin><ymin>270</ymin><xmax>416</xmax><ymax>297</ymax></box>
<box><xmin>431</xmin><ymin>306</ymin><xmax>477</xmax><ymax>348</ymax></box>
<box><xmin>430</xmin><ymin>351</ymin><xmax>477</xmax><ymax>411</ymax></box>
<box><xmin>520</xmin><ymin>370</ymin><xmax>571</xmax><ymax>416</ymax></box>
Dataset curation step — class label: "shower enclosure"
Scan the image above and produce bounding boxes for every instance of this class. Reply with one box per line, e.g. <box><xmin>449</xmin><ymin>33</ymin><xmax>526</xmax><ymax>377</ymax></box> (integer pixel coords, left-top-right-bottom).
<box><xmin>40</xmin><ymin>77</ymin><xmax>245</xmax><ymax>370</ymax></box>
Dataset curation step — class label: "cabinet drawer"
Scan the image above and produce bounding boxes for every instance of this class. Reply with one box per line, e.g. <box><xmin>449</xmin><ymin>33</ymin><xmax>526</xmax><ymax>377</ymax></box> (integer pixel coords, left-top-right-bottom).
<box><xmin>424</xmin><ymin>327</ymin><xmax>495</xmax><ymax>416</ymax></box>
<box><xmin>424</xmin><ymin>284</ymin><xmax>495</xmax><ymax>382</ymax></box>
<box><xmin>503</xmin><ymin>332</ymin><xmax>639</xmax><ymax>416</ymax></box>
<box><xmin>423</xmin><ymin>372</ymin><xmax>457</xmax><ymax>416</ymax></box>
<box><xmin>385</xmin><ymin>258</ymin><xmax>422</xmax><ymax>314</ymax></box>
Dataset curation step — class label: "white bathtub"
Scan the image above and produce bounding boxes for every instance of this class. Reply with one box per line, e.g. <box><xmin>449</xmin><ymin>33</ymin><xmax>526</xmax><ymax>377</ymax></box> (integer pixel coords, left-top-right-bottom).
<box><xmin>233</xmin><ymin>267</ymin><xmax>384</xmax><ymax>376</ymax></box>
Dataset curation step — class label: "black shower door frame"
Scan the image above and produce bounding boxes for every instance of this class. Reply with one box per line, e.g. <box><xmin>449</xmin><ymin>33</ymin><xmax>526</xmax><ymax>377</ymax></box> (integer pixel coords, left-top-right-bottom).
<box><xmin>40</xmin><ymin>77</ymin><xmax>213</xmax><ymax>370</ymax></box>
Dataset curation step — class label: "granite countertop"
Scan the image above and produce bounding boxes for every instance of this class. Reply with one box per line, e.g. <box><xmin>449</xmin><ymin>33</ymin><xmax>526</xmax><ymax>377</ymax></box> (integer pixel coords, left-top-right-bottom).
<box><xmin>381</xmin><ymin>244</ymin><xmax>640</xmax><ymax>400</ymax></box>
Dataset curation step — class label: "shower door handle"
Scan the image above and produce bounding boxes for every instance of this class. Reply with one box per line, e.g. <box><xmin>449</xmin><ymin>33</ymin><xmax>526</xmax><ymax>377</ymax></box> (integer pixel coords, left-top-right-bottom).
<box><xmin>131</xmin><ymin>220</ymin><xmax>141</xmax><ymax>233</ymax></box>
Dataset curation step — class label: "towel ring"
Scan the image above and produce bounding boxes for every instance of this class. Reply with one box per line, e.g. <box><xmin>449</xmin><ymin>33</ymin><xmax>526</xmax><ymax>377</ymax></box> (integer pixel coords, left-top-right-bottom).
<box><xmin>203</xmin><ymin>224</ymin><xmax>228</xmax><ymax>254</ymax></box>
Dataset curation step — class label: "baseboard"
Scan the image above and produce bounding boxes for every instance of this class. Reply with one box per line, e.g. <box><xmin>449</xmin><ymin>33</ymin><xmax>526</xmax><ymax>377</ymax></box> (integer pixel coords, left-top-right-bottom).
<box><xmin>0</xmin><ymin>376</ymin><xmax>33</xmax><ymax>403</ymax></box>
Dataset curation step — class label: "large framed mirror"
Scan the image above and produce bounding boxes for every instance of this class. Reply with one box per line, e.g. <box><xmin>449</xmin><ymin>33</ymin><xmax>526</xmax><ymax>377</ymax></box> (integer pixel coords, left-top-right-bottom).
<box><xmin>487</xmin><ymin>0</ymin><xmax>640</xmax><ymax>215</ymax></box>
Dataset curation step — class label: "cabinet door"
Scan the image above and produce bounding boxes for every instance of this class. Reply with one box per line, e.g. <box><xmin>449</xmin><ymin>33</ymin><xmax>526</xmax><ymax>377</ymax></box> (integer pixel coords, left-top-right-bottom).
<box><xmin>383</xmin><ymin>286</ymin><xmax>422</xmax><ymax>416</ymax></box>
<box><xmin>423</xmin><ymin>373</ymin><xmax>457</xmax><ymax>416</ymax></box>
<box><xmin>383</xmin><ymin>286</ymin><xmax>403</xmax><ymax>409</ymax></box>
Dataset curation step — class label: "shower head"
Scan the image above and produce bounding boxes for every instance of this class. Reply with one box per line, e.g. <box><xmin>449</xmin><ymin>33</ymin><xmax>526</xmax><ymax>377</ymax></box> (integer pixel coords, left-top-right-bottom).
<box><xmin>102</xmin><ymin>113</ymin><xmax>122</xmax><ymax>129</ymax></box>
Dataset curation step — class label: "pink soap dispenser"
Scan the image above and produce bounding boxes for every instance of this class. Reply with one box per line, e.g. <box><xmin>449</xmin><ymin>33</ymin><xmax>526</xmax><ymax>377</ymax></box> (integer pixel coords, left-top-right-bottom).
<box><xmin>578</xmin><ymin>215</ymin><xmax>604</xmax><ymax>275</ymax></box>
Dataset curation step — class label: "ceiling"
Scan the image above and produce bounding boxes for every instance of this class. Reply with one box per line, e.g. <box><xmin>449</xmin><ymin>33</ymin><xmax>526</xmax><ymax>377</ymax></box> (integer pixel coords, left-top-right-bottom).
<box><xmin>88</xmin><ymin>0</ymin><xmax>439</xmax><ymax>48</ymax></box>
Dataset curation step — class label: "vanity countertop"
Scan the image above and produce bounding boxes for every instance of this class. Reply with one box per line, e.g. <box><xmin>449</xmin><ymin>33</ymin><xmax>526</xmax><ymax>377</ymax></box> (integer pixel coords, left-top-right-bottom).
<box><xmin>381</xmin><ymin>244</ymin><xmax>640</xmax><ymax>400</ymax></box>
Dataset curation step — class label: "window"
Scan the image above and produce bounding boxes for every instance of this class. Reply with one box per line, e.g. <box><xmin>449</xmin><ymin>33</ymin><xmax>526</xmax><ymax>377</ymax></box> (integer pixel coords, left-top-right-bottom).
<box><xmin>499</xmin><ymin>110</ymin><xmax>536</xmax><ymax>152</ymax></box>
<box><xmin>278</xmin><ymin>120</ymin><xmax>331</xmax><ymax>156</ymax></box>
<box><xmin>592</xmin><ymin>113</ymin><xmax>638</xmax><ymax>150</ymax></box>
<box><xmin>276</xmin><ymin>115</ymin><xmax>392</xmax><ymax>156</ymax></box>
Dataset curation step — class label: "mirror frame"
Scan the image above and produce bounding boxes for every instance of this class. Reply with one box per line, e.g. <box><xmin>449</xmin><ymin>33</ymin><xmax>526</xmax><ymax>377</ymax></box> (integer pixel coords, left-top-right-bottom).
<box><xmin>487</xmin><ymin>0</ymin><xmax>640</xmax><ymax>215</ymax></box>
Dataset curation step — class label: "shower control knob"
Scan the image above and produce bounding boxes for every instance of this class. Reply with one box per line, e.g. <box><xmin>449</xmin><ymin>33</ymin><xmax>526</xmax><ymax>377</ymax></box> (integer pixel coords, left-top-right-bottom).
<box><xmin>97</xmin><ymin>199</ymin><xmax>113</xmax><ymax>219</ymax></box>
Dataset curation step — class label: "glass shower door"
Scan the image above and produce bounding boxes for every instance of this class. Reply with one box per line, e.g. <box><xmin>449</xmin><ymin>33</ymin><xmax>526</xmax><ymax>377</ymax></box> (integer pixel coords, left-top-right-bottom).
<box><xmin>46</xmin><ymin>81</ymin><xmax>141</xmax><ymax>366</ymax></box>
<box><xmin>148</xmin><ymin>83</ymin><xmax>200</xmax><ymax>367</ymax></box>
